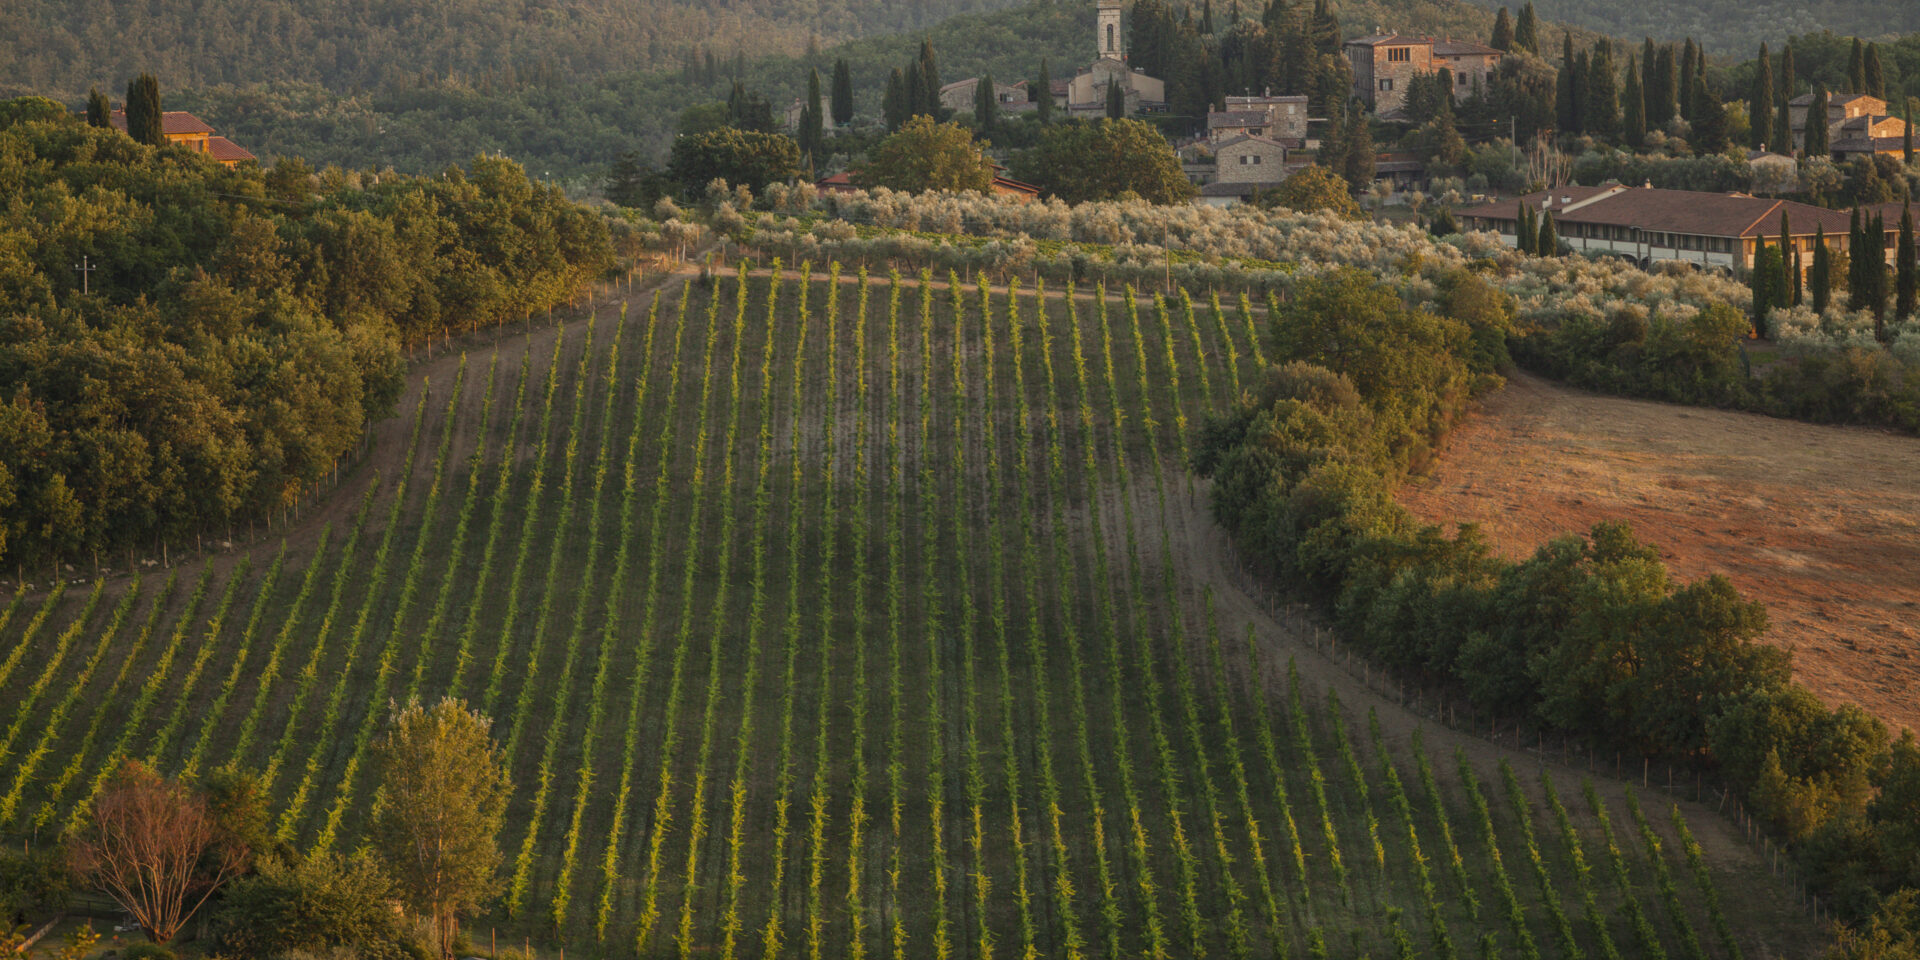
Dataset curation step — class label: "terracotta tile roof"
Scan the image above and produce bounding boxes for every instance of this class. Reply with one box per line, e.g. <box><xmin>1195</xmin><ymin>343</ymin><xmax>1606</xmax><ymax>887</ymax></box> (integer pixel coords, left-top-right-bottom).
<box><xmin>206</xmin><ymin>136</ymin><xmax>255</xmax><ymax>162</ymax></box>
<box><xmin>990</xmin><ymin>175</ymin><xmax>1041</xmax><ymax>196</ymax></box>
<box><xmin>1346</xmin><ymin>34</ymin><xmax>1431</xmax><ymax>47</ymax></box>
<box><xmin>1433</xmin><ymin>39</ymin><xmax>1501</xmax><ymax>57</ymax></box>
<box><xmin>1456</xmin><ymin>185</ymin><xmax>1854</xmax><ymax>238</ymax></box>
<box><xmin>108</xmin><ymin>110</ymin><xmax>216</xmax><ymax>136</ymax></box>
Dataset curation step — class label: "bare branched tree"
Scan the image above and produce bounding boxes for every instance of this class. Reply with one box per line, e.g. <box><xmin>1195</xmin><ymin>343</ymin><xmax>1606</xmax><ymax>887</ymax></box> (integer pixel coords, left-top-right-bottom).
<box><xmin>68</xmin><ymin>761</ymin><xmax>249</xmax><ymax>942</ymax></box>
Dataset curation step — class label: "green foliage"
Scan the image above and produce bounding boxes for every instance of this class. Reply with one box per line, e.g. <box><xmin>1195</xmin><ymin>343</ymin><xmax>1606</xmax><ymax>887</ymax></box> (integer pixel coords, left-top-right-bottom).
<box><xmin>667</xmin><ymin>126</ymin><xmax>802</xmax><ymax>198</ymax></box>
<box><xmin>125</xmin><ymin>74</ymin><xmax>163</xmax><ymax>146</ymax></box>
<box><xmin>1013</xmin><ymin>118</ymin><xmax>1195</xmax><ymax>205</ymax></box>
<box><xmin>1256</xmin><ymin>165</ymin><xmax>1363</xmax><ymax>220</ymax></box>
<box><xmin>214</xmin><ymin>853</ymin><xmax>428</xmax><ymax>960</ymax></box>
<box><xmin>0</xmin><ymin>849</ymin><xmax>70</xmax><ymax>923</ymax></box>
<box><xmin>0</xmin><ymin>110</ymin><xmax>609</xmax><ymax>568</ymax></box>
<box><xmin>120</xmin><ymin>943</ymin><xmax>175</xmax><ymax>960</ymax></box>
<box><xmin>855</xmin><ymin>115</ymin><xmax>994</xmax><ymax>194</ymax></box>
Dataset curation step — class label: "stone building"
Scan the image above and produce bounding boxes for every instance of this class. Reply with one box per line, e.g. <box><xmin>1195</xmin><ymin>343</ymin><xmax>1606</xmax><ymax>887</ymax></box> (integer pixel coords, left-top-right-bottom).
<box><xmin>1053</xmin><ymin>0</ymin><xmax>1167</xmax><ymax>117</ymax></box>
<box><xmin>938</xmin><ymin>77</ymin><xmax>1032</xmax><ymax>117</ymax></box>
<box><xmin>107</xmin><ymin>109</ymin><xmax>255</xmax><ymax>165</ymax></box>
<box><xmin>1788</xmin><ymin>93</ymin><xmax>1907</xmax><ymax>154</ymax></box>
<box><xmin>1217</xmin><ymin>93</ymin><xmax>1309</xmax><ymax>142</ymax></box>
<box><xmin>1345</xmin><ymin>34</ymin><xmax>1503</xmax><ymax>116</ymax></box>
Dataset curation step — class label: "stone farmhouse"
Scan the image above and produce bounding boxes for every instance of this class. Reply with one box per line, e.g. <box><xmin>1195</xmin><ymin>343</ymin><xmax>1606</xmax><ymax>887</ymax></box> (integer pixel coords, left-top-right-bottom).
<box><xmin>1454</xmin><ymin>183</ymin><xmax>1897</xmax><ymax>272</ymax></box>
<box><xmin>106</xmin><ymin>109</ymin><xmax>254</xmax><ymax>165</ymax></box>
<box><xmin>1345</xmin><ymin>33</ymin><xmax>1503</xmax><ymax>116</ymax></box>
<box><xmin>1788</xmin><ymin>92</ymin><xmax>1908</xmax><ymax>158</ymax></box>
<box><xmin>1208</xmin><ymin>93</ymin><xmax>1309</xmax><ymax>145</ymax></box>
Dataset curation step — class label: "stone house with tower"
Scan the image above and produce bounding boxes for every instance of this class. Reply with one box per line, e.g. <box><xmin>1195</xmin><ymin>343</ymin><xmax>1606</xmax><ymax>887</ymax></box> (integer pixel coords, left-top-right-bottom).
<box><xmin>1345</xmin><ymin>33</ymin><xmax>1503</xmax><ymax>116</ymax></box>
<box><xmin>1052</xmin><ymin>0</ymin><xmax>1167</xmax><ymax>117</ymax></box>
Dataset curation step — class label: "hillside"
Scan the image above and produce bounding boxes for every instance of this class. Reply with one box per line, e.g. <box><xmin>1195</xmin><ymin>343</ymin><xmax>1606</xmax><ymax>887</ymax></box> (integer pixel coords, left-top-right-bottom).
<box><xmin>0</xmin><ymin>0</ymin><xmax>1027</xmax><ymax>97</ymax></box>
<box><xmin>1469</xmin><ymin>0</ymin><xmax>1920</xmax><ymax>55</ymax></box>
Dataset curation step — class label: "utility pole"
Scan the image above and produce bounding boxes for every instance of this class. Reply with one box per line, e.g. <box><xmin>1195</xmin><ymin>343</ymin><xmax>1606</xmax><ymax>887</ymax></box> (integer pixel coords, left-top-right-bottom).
<box><xmin>73</xmin><ymin>255</ymin><xmax>95</xmax><ymax>295</ymax></box>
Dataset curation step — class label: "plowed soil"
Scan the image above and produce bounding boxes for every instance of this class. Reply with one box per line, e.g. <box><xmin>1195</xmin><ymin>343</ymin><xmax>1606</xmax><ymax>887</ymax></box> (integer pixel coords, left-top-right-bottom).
<box><xmin>1397</xmin><ymin>372</ymin><xmax>1920</xmax><ymax>736</ymax></box>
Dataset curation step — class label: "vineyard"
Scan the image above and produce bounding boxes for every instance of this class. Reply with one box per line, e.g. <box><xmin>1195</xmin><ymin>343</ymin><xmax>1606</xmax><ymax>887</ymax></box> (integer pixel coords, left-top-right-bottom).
<box><xmin>0</xmin><ymin>264</ymin><xmax>1817</xmax><ymax>957</ymax></box>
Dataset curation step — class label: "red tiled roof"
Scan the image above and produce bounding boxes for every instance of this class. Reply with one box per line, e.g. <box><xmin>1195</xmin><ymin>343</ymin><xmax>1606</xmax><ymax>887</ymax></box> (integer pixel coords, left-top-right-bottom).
<box><xmin>206</xmin><ymin>136</ymin><xmax>255</xmax><ymax>162</ymax></box>
<box><xmin>108</xmin><ymin>110</ymin><xmax>216</xmax><ymax>136</ymax></box>
<box><xmin>991</xmin><ymin>175</ymin><xmax>1041</xmax><ymax>197</ymax></box>
<box><xmin>1456</xmin><ymin>185</ymin><xmax>1854</xmax><ymax>238</ymax></box>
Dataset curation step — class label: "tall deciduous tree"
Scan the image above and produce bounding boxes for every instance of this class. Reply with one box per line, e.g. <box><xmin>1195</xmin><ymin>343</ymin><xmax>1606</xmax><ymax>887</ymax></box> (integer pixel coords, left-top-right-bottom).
<box><xmin>69</xmin><ymin>761</ymin><xmax>250</xmax><ymax>943</ymax></box>
<box><xmin>1750</xmin><ymin>44</ymin><xmax>1774</xmax><ymax>149</ymax></box>
<box><xmin>831</xmin><ymin>59</ymin><xmax>854</xmax><ymax>127</ymax></box>
<box><xmin>856</xmin><ymin>115</ymin><xmax>994</xmax><ymax>194</ymax></box>
<box><xmin>372</xmin><ymin>698</ymin><xmax>508</xmax><ymax>960</ymax></box>
<box><xmin>667</xmin><ymin>127</ymin><xmax>801</xmax><ymax>197</ymax></box>
<box><xmin>1015</xmin><ymin>118</ymin><xmax>1195</xmax><ymax>204</ymax></box>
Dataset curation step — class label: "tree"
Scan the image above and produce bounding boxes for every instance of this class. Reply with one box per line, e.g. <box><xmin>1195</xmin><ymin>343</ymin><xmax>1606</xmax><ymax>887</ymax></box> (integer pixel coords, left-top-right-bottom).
<box><xmin>854</xmin><ymin>115</ymin><xmax>994</xmax><ymax>194</ymax></box>
<box><xmin>1680</xmin><ymin>39</ymin><xmax>1698</xmax><ymax>121</ymax></box>
<box><xmin>974</xmin><ymin>73</ymin><xmax>999</xmax><ymax>134</ymax></box>
<box><xmin>1491</xmin><ymin>8</ymin><xmax>1514</xmax><ymax>52</ymax></box>
<box><xmin>1654</xmin><ymin>44</ymin><xmax>1680</xmax><ymax>128</ymax></box>
<box><xmin>85</xmin><ymin>88</ymin><xmax>110</xmax><ymax>128</ymax></box>
<box><xmin>1015</xmin><ymin>119</ymin><xmax>1195</xmax><ymax>205</ymax></box>
<box><xmin>1906</xmin><ymin>97</ymin><xmax>1915</xmax><ymax>165</ymax></box>
<box><xmin>0</xmin><ymin>849</ymin><xmax>71</xmax><ymax>923</ymax></box>
<box><xmin>918</xmin><ymin>38</ymin><xmax>945</xmax><ymax>115</ymax></box>
<box><xmin>215</xmin><ymin>854</ymin><xmax>425</xmax><ymax>960</ymax></box>
<box><xmin>124</xmin><ymin>74</ymin><xmax>163</xmax><ymax>147</ymax></box>
<box><xmin>1623</xmin><ymin>56</ymin><xmax>1646</xmax><ymax>149</ymax></box>
<box><xmin>1308</xmin><ymin>0</ymin><xmax>1341</xmax><ymax>56</ymax></box>
<box><xmin>1515</xmin><ymin>2</ymin><xmax>1539</xmax><ymax>55</ymax></box>
<box><xmin>1751</xmin><ymin>237</ymin><xmax>1780</xmax><ymax>331</ymax></box>
<box><xmin>1105</xmin><ymin>80</ymin><xmax>1125</xmax><ymax>119</ymax></box>
<box><xmin>831</xmin><ymin>59</ymin><xmax>854</xmax><ymax>127</ymax></box>
<box><xmin>1556</xmin><ymin>35</ymin><xmax>1580</xmax><ymax>133</ymax></box>
<box><xmin>605</xmin><ymin>151</ymin><xmax>671</xmax><ymax>209</ymax></box>
<box><xmin>1750</xmin><ymin>44</ymin><xmax>1774</xmax><ymax>150</ymax></box>
<box><xmin>1865</xmin><ymin>44</ymin><xmax>1888</xmax><ymax>101</ymax></box>
<box><xmin>1036</xmin><ymin>59</ymin><xmax>1054</xmax><ymax>125</ymax></box>
<box><xmin>1847</xmin><ymin>38</ymin><xmax>1865</xmax><ymax>94</ymax></box>
<box><xmin>799</xmin><ymin>68</ymin><xmax>826</xmax><ymax>162</ymax></box>
<box><xmin>667</xmin><ymin>127</ymin><xmax>801</xmax><ymax>198</ymax></box>
<box><xmin>1812</xmin><ymin>224</ymin><xmax>1832</xmax><ymax>312</ymax></box>
<box><xmin>372</xmin><ymin>698</ymin><xmax>508</xmax><ymax>960</ymax></box>
<box><xmin>1691</xmin><ymin>76</ymin><xmax>1729</xmax><ymax>154</ymax></box>
<box><xmin>1342</xmin><ymin>110</ymin><xmax>1375</xmax><ymax>194</ymax></box>
<box><xmin>1775</xmin><ymin>45</ymin><xmax>1796</xmax><ymax>154</ymax></box>
<box><xmin>1517</xmin><ymin>201</ymin><xmax>1538</xmax><ymax>255</ymax></box>
<box><xmin>1584</xmin><ymin>40</ymin><xmax>1620</xmax><ymax>140</ymax></box>
<box><xmin>1868</xmin><ymin>212</ymin><xmax>1890</xmax><ymax>332</ymax></box>
<box><xmin>68</xmin><ymin>761</ymin><xmax>249</xmax><ymax>943</ymax></box>
<box><xmin>883</xmin><ymin>68</ymin><xmax>907</xmax><ymax>131</ymax></box>
<box><xmin>724</xmin><ymin>81</ymin><xmax>774</xmax><ymax>132</ymax></box>
<box><xmin>1897</xmin><ymin>201</ymin><xmax>1916</xmax><ymax>321</ymax></box>
<box><xmin>1257</xmin><ymin>165</ymin><xmax>1363</xmax><ymax>219</ymax></box>
<box><xmin>1804</xmin><ymin>87</ymin><xmax>1830</xmax><ymax>158</ymax></box>
<box><xmin>1537</xmin><ymin>209</ymin><xmax>1558</xmax><ymax>255</ymax></box>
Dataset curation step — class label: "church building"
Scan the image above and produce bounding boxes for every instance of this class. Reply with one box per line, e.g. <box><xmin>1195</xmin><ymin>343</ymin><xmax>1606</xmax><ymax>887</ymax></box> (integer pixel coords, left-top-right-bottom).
<box><xmin>1051</xmin><ymin>0</ymin><xmax>1167</xmax><ymax>117</ymax></box>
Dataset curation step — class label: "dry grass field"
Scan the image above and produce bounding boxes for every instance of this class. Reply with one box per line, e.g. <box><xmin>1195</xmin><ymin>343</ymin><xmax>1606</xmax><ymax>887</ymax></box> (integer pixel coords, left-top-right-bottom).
<box><xmin>1399</xmin><ymin>372</ymin><xmax>1920</xmax><ymax>737</ymax></box>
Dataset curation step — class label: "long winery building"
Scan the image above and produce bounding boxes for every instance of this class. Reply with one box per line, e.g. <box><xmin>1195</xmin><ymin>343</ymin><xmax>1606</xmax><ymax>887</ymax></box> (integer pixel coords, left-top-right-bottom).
<box><xmin>1455</xmin><ymin>184</ymin><xmax>1899</xmax><ymax>271</ymax></box>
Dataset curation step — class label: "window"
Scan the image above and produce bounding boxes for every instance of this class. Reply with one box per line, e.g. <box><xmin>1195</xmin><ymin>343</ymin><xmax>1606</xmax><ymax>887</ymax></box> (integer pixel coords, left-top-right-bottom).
<box><xmin>1251</xmin><ymin>154</ymin><xmax>1263</xmax><ymax>164</ymax></box>
<box><xmin>1379</xmin><ymin>79</ymin><xmax>1394</xmax><ymax>91</ymax></box>
<box><xmin>1107</xmin><ymin>24</ymin><xmax>1116</xmax><ymax>52</ymax></box>
<box><xmin>1239</xmin><ymin>155</ymin><xmax>1250</xmax><ymax>165</ymax></box>
<box><xmin>1286</xmin><ymin>104</ymin><xmax>1297</xmax><ymax>114</ymax></box>
<box><xmin>1456</xmin><ymin>72</ymin><xmax>1468</xmax><ymax>85</ymax></box>
<box><xmin>1387</xmin><ymin>47</ymin><xmax>1411</xmax><ymax>62</ymax></box>
<box><xmin>1251</xmin><ymin>127</ymin><xmax>1263</xmax><ymax>136</ymax></box>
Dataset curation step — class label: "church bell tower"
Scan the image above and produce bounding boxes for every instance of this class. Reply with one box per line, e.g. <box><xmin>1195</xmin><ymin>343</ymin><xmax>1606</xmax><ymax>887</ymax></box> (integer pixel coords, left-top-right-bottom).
<box><xmin>1098</xmin><ymin>0</ymin><xmax>1123</xmax><ymax>61</ymax></box>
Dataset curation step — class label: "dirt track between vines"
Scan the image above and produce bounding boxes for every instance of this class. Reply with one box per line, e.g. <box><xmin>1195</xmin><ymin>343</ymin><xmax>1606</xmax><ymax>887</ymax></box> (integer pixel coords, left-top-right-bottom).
<box><xmin>1397</xmin><ymin>371</ymin><xmax>1920</xmax><ymax>738</ymax></box>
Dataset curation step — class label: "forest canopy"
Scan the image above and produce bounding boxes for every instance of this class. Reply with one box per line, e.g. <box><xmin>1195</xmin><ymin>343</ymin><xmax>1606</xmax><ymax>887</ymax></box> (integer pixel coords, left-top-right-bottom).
<box><xmin>0</xmin><ymin>103</ymin><xmax>611</xmax><ymax>569</ymax></box>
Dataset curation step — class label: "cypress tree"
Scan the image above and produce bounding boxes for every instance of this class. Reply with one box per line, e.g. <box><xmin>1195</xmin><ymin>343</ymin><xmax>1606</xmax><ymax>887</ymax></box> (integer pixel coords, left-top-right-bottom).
<box><xmin>1658</xmin><ymin>45</ymin><xmax>1681</xmax><ymax>127</ymax></box>
<box><xmin>1847</xmin><ymin>38</ymin><xmax>1865</xmax><ymax>94</ymax></box>
<box><xmin>1904</xmin><ymin>97</ymin><xmax>1913</xmax><ymax>165</ymax></box>
<box><xmin>1517</xmin><ymin>202</ymin><xmax>1537</xmax><ymax>254</ymax></box>
<box><xmin>1803</xmin><ymin>87</ymin><xmax>1829</xmax><ymax>158</ymax></box>
<box><xmin>919</xmin><ymin>38</ymin><xmax>943</xmax><ymax>105</ymax></box>
<box><xmin>1898</xmin><ymin>201</ymin><xmax>1917</xmax><ymax>321</ymax></box>
<box><xmin>831</xmin><ymin>59</ymin><xmax>854</xmax><ymax>126</ymax></box>
<box><xmin>1793</xmin><ymin>243</ymin><xmax>1804</xmax><ymax>306</ymax></box>
<box><xmin>903</xmin><ymin>60</ymin><xmax>926</xmax><ymax>119</ymax></box>
<box><xmin>976</xmin><ymin>72</ymin><xmax>999</xmax><ymax>132</ymax></box>
<box><xmin>1343</xmin><ymin>109</ymin><xmax>1375</xmax><ymax>192</ymax></box>
<box><xmin>1036</xmin><ymin>59</ymin><xmax>1054</xmax><ymax>124</ymax></box>
<box><xmin>1491</xmin><ymin>8</ymin><xmax>1514</xmax><ymax>52</ymax></box>
<box><xmin>1691</xmin><ymin>74</ymin><xmax>1729</xmax><ymax>153</ymax></box>
<box><xmin>1538</xmin><ymin>210</ymin><xmax>1558</xmax><ymax>255</ymax></box>
<box><xmin>85</xmin><ymin>88</ymin><xmax>110</xmax><ymax>127</ymax></box>
<box><xmin>1515</xmin><ymin>2</ymin><xmax>1539</xmax><ymax>54</ymax></box>
<box><xmin>1812</xmin><ymin>225</ymin><xmax>1831</xmax><ymax>313</ymax></box>
<box><xmin>1309</xmin><ymin>0</ymin><xmax>1341</xmax><ymax>56</ymax></box>
<box><xmin>1106</xmin><ymin>80</ymin><xmax>1126</xmax><ymax>119</ymax></box>
<box><xmin>1556</xmin><ymin>35</ymin><xmax>1579</xmax><ymax>133</ymax></box>
<box><xmin>1869</xmin><ymin>212</ymin><xmax>1890</xmax><ymax>330</ymax></box>
<box><xmin>802</xmin><ymin>68</ymin><xmax>826</xmax><ymax>159</ymax></box>
<box><xmin>1775</xmin><ymin>44</ymin><xmax>1796</xmax><ymax>155</ymax></box>
<box><xmin>1624</xmin><ymin>56</ymin><xmax>1646</xmax><ymax>148</ymax></box>
<box><xmin>1779</xmin><ymin>211</ymin><xmax>1793</xmax><ymax>309</ymax></box>
<box><xmin>883</xmin><ymin>67</ymin><xmax>907</xmax><ymax>130</ymax></box>
<box><xmin>1751</xmin><ymin>237</ymin><xmax>1777</xmax><ymax>332</ymax></box>
<box><xmin>1319</xmin><ymin>106</ymin><xmax>1347</xmax><ymax>180</ymax></box>
<box><xmin>1865</xmin><ymin>44</ymin><xmax>1888</xmax><ymax>100</ymax></box>
<box><xmin>125</xmin><ymin>74</ymin><xmax>163</xmax><ymax>147</ymax></box>
<box><xmin>1679</xmin><ymin>39</ymin><xmax>1698</xmax><ymax>121</ymax></box>
<box><xmin>1585</xmin><ymin>40</ymin><xmax>1620</xmax><ymax>139</ymax></box>
<box><xmin>1751</xmin><ymin>44</ymin><xmax>1774</xmax><ymax>149</ymax></box>
<box><xmin>1848</xmin><ymin>207</ymin><xmax>1865</xmax><ymax>309</ymax></box>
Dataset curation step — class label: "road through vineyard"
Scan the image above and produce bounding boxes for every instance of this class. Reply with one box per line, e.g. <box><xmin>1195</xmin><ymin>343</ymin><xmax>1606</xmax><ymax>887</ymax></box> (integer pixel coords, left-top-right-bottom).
<box><xmin>0</xmin><ymin>265</ymin><xmax>1820</xmax><ymax>958</ymax></box>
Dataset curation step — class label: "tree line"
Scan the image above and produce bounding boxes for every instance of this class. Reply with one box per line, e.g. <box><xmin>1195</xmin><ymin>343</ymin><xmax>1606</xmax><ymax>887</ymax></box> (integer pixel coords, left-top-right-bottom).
<box><xmin>0</xmin><ymin>97</ymin><xmax>612</xmax><ymax>572</ymax></box>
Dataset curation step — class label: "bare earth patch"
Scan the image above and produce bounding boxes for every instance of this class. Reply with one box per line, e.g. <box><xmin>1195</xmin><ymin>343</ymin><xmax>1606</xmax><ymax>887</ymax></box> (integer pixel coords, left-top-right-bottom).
<box><xmin>1397</xmin><ymin>371</ymin><xmax>1920</xmax><ymax>736</ymax></box>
